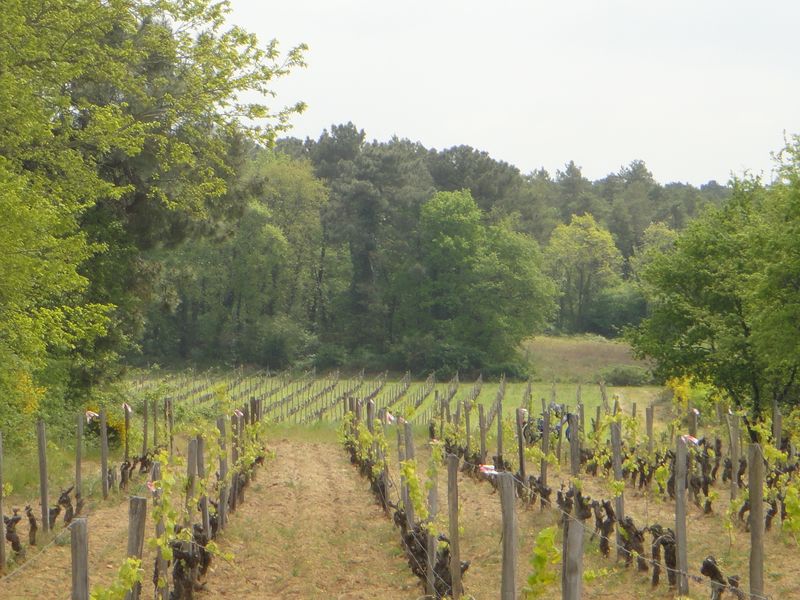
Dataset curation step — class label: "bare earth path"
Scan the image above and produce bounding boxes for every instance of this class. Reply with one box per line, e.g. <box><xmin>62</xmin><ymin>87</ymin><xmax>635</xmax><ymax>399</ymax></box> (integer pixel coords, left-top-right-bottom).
<box><xmin>205</xmin><ymin>436</ymin><xmax>418</xmax><ymax>599</ymax></box>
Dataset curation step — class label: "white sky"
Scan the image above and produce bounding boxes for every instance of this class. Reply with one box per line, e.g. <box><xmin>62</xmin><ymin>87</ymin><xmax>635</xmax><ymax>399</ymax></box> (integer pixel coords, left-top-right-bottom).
<box><xmin>229</xmin><ymin>0</ymin><xmax>800</xmax><ymax>186</ymax></box>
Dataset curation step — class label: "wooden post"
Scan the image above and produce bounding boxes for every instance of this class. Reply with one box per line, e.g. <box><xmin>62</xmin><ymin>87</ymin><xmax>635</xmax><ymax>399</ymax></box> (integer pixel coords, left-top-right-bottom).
<box><xmin>167</xmin><ymin>399</ymin><xmax>174</xmax><ymax>459</ymax></box>
<box><xmin>516</xmin><ymin>408</ymin><xmax>526</xmax><ymax>481</ymax></box>
<box><xmin>141</xmin><ymin>398</ymin><xmax>148</xmax><ymax>457</ymax></box>
<box><xmin>464</xmin><ymin>400</ymin><xmax>472</xmax><ymax>456</ymax></box>
<box><xmin>185</xmin><ymin>439</ymin><xmax>197</xmax><ymax>526</ymax></box>
<box><xmin>611</xmin><ymin>421</ymin><xmax>624</xmax><ymax>557</ymax></box>
<box><xmin>100</xmin><ymin>408</ymin><xmax>110</xmax><ymax>499</ymax></box>
<box><xmin>569</xmin><ymin>413</ymin><xmax>580</xmax><ymax>476</ymax></box>
<box><xmin>123</xmin><ymin>496</ymin><xmax>147</xmax><ymax>600</ymax></box>
<box><xmin>728</xmin><ymin>414</ymin><xmax>740</xmax><ymax>501</ymax></box>
<box><xmin>646</xmin><ymin>405</ymin><xmax>654</xmax><ymax>456</ymax></box>
<box><xmin>541</xmin><ymin>410</ymin><xmax>551</xmax><ymax>490</ymax></box>
<box><xmin>196</xmin><ymin>435</ymin><xmax>211</xmax><ymax>537</ymax></box>
<box><xmin>216</xmin><ymin>416</ymin><xmax>228</xmax><ymax>530</ymax></box>
<box><xmin>152</xmin><ymin>399</ymin><xmax>158</xmax><ymax>448</ymax></box>
<box><xmin>367</xmin><ymin>399</ymin><xmax>375</xmax><ymax>434</ymax></box>
<box><xmin>151</xmin><ymin>463</ymin><xmax>168</xmax><ymax>599</ymax></box>
<box><xmin>675</xmin><ymin>436</ymin><xmax>689</xmax><ymax>595</ymax></box>
<box><xmin>37</xmin><ymin>418</ymin><xmax>50</xmax><ymax>534</ymax></box>
<box><xmin>499</xmin><ymin>472</ymin><xmax>517</xmax><ymax>600</ymax></box>
<box><xmin>578</xmin><ymin>402</ymin><xmax>585</xmax><ymax>436</ymax></box>
<box><xmin>447</xmin><ymin>454</ymin><xmax>463</xmax><ymax>599</ymax></box>
<box><xmin>631</xmin><ymin>402</ymin><xmax>637</xmax><ymax>420</ymax></box>
<box><xmin>749</xmin><ymin>443</ymin><xmax>765</xmax><ymax>599</ymax></box>
<box><xmin>496</xmin><ymin>398</ymin><xmax>503</xmax><ymax>464</ymax></box>
<box><xmin>479</xmin><ymin>404</ymin><xmax>487</xmax><ymax>463</ymax></box>
<box><xmin>563</xmin><ymin>501</ymin><xmax>585</xmax><ymax>600</ymax></box>
<box><xmin>124</xmin><ymin>406</ymin><xmax>130</xmax><ymax>461</ymax></box>
<box><xmin>70</xmin><ymin>518</ymin><xmax>89</xmax><ymax>600</ymax></box>
<box><xmin>689</xmin><ymin>409</ymin><xmax>698</xmax><ymax>437</ymax></box>
<box><xmin>0</xmin><ymin>432</ymin><xmax>5</xmax><ymax>573</ymax></box>
<box><xmin>773</xmin><ymin>400</ymin><xmax>782</xmax><ymax>447</ymax></box>
<box><xmin>425</xmin><ymin>447</ymin><xmax>439</xmax><ymax>597</ymax></box>
<box><xmin>230</xmin><ymin>415</ymin><xmax>239</xmax><ymax>513</ymax></box>
<box><xmin>600</xmin><ymin>381</ymin><xmax>609</xmax><ymax>413</ymax></box>
<box><xmin>397</xmin><ymin>426</ymin><xmax>413</xmax><ymax>525</ymax></box>
<box><xmin>75</xmin><ymin>412</ymin><xmax>83</xmax><ymax>514</ymax></box>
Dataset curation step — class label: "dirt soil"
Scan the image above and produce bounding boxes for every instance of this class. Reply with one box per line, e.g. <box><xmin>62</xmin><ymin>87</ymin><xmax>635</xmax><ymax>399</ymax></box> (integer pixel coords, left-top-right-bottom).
<box><xmin>205</xmin><ymin>437</ymin><xmax>418</xmax><ymax>599</ymax></box>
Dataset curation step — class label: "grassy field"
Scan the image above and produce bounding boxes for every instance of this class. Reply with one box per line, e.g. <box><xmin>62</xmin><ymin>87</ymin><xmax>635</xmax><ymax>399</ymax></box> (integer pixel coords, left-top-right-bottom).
<box><xmin>523</xmin><ymin>334</ymin><xmax>650</xmax><ymax>383</ymax></box>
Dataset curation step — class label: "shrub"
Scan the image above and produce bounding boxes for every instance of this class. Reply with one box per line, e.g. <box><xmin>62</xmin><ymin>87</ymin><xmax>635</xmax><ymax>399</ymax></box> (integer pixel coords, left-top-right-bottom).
<box><xmin>596</xmin><ymin>364</ymin><xmax>654</xmax><ymax>386</ymax></box>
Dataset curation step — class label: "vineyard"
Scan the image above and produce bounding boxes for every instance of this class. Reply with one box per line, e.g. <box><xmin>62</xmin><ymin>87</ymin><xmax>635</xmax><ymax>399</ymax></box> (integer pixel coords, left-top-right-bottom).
<box><xmin>0</xmin><ymin>369</ymin><xmax>798</xmax><ymax>600</ymax></box>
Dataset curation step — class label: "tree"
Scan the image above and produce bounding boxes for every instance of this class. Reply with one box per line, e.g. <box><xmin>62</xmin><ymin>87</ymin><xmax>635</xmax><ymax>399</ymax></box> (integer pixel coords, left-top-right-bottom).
<box><xmin>628</xmin><ymin>177</ymin><xmax>798</xmax><ymax>422</ymax></box>
<box><xmin>395</xmin><ymin>190</ymin><xmax>555</xmax><ymax>372</ymax></box>
<box><xmin>545</xmin><ymin>214</ymin><xmax>623</xmax><ymax>332</ymax></box>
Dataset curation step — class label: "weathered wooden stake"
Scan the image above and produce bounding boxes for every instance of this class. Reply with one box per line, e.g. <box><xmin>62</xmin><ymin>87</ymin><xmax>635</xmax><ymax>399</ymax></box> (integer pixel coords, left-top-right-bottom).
<box><xmin>749</xmin><ymin>443</ymin><xmax>765</xmax><ymax>599</ymax></box>
<box><xmin>516</xmin><ymin>408</ymin><xmax>527</xmax><ymax>482</ymax></box>
<box><xmin>152</xmin><ymin>399</ymin><xmax>158</xmax><ymax>448</ymax></box>
<box><xmin>447</xmin><ymin>454</ymin><xmax>463</xmax><ymax>599</ymax></box>
<box><xmin>123</xmin><ymin>496</ymin><xmax>147</xmax><ymax>600</ymax></box>
<box><xmin>464</xmin><ymin>400</ymin><xmax>472</xmax><ymax>455</ymax></box>
<box><xmin>426</xmin><ymin>447</ymin><xmax>439</xmax><ymax>597</ymax></box>
<box><xmin>141</xmin><ymin>398</ymin><xmax>148</xmax><ymax>457</ymax></box>
<box><xmin>563</xmin><ymin>501</ymin><xmax>585</xmax><ymax>600</ymax></box>
<box><xmin>151</xmin><ymin>463</ymin><xmax>168</xmax><ymax>599</ymax></box>
<box><xmin>728</xmin><ymin>414</ymin><xmax>740</xmax><ymax>501</ymax></box>
<box><xmin>773</xmin><ymin>401</ymin><xmax>782</xmax><ymax>447</ymax></box>
<box><xmin>70</xmin><ymin>518</ymin><xmax>89</xmax><ymax>600</ymax></box>
<box><xmin>611</xmin><ymin>421</ymin><xmax>624</xmax><ymax>558</ymax></box>
<box><xmin>569</xmin><ymin>413</ymin><xmax>580</xmax><ymax>476</ymax></box>
<box><xmin>124</xmin><ymin>406</ymin><xmax>130</xmax><ymax>461</ymax></box>
<box><xmin>185</xmin><ymin>439</ymin><xmax>197</xmax><ymax>527</ymax></box>
<box><xmin>100</xmin><ymin>408</ymin><xmax>109</xmax><ymax>499</ymax></box>
<box><xmin>541</xmin><ymin>409</ymin><xmax>551</xmax><ymax>491</ymax></box>
<box><xmin>216</xmin><ymin>416</ymin><xmax>228</xmax><ymax>530</ymax></box>
<box><xmin>496</xmin><ymin>398</ymin><xmax>503</xmax><ymax>463</ymax></box>
<box><xmin>689</xmin><ymin>409</ymin><xmax>698</xmax><ymax>437</ymax></box>
<box><xmin>75</xmin><ymin>412</ymin><xmax>83</xmax><ymax>513</ymax></box>
<box><xmin>478</xmin><ymin>404</ymin><xmax>487</xmax><ymax>463</ymax></box>
<box><xmin>167</xmin><ymin>399</ymin><xmax>174</xmax><ymax>459</ymax></box>
<box><xmin>646</xmin><ymin>405</ymin><xmax>654</xmax><ymax>456</ymax></box>
<box><xmin>366</xmin><ymin>399</ymin><xmax>375</xmax><ymax>434</ymax></box>
<box><xmin>498</xmin><ymin>472</ymin><xmax>517</xmax><ymax>600</ymax></box>
<box><xmin>675</xmin><ymin>436</ymin><xmax>689</xmax><ymax>595</ymax></box>
<box><xmin>37</xmin><ymin>418</ymin><xmax>50</xmax><ymax>533</ymax></box>
<box><xmin>196</xmin><ymin>435</ymin><xmax>211</xmax><ymax>537</ymax></box>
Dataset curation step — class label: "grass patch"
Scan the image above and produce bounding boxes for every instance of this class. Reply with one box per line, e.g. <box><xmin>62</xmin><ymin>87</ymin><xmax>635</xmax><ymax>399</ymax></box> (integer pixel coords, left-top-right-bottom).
<box><xmin>523</xmin><ymin>335</ymin><xmax>651</xmax><ymax>383</ymax></box>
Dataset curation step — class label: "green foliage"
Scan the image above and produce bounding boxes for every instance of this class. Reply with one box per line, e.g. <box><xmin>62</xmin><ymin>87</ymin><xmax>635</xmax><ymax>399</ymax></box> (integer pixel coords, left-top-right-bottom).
<box><xmin>629</xmin><ymin>167</ymin><xmax>800</xmax><ymax>420</ymax></box>
<box><xmin>523</xmin><ymin>525</ymin><xmax>561</xmax><ymax>598</ymax></box>
<box><xmin>595</xmin><ymin>364</ymin><xmax>654</xmax><ymax>386</ymax></box>
<box><xmin>90</xmin><ymin>557</ymin><xmax>143</xmax><ymax>600</ymax></box>
<box><xmin>545</xmin><ymin>214</ymin><xmax>623</xmax><ymax>333</ymax></box>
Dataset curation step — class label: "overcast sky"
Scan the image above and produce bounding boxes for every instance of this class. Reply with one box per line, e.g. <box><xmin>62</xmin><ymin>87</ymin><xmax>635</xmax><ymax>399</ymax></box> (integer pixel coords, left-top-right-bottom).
<box><xmin>229</xmin><ymin>0</ymin><xmax>800</xmax><ymax>186</ymax></box>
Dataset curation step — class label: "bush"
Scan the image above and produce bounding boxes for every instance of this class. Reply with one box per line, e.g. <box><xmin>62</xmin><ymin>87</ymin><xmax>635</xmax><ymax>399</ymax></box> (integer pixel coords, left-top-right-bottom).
<box><xmin>596</xmin><ymin>364</ymin><xmax>654</xmax><ymax>386</ymax></box>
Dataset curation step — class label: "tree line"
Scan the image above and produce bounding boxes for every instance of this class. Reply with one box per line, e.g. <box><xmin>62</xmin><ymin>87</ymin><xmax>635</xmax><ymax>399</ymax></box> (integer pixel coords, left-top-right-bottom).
<box><xmin>138</xmin><ymin>122</ymin><xmax>730</xmax><ymax>376</ymax></box>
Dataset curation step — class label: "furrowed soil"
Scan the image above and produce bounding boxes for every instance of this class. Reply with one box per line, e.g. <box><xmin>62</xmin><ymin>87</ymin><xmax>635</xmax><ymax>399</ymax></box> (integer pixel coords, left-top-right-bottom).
<box><xmin>201</xmin><ymin>436</ymin><xmax>416</xmax><ymax>599</ymax></box>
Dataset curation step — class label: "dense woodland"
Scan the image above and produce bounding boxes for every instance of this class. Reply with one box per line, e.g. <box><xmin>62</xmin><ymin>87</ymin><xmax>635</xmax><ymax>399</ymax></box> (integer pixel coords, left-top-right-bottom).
<box><xmin>3</xmin><ymin>0</ymin><xmax>800</xmax><ymax>446</ymax></box>
<box><xmin>140</xmin><ymin>128</ymin><xmax>729</xmax><ymax>375</ymax></box>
